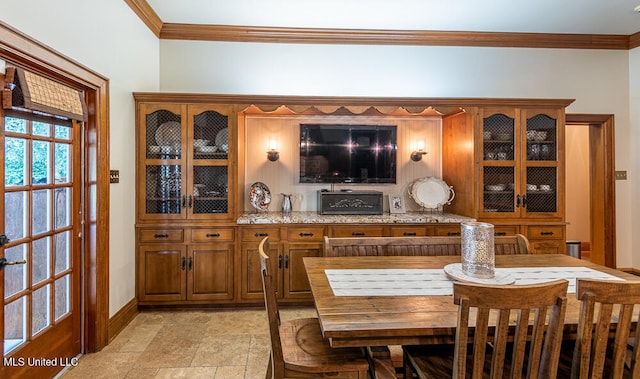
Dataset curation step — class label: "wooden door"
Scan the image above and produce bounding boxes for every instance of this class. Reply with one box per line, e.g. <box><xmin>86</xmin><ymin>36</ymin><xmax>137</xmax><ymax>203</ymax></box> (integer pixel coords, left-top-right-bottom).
<box><xmin>1</xmin><ymin>114</ymin><xmax>82</xmax><ymax>378</ymax></box>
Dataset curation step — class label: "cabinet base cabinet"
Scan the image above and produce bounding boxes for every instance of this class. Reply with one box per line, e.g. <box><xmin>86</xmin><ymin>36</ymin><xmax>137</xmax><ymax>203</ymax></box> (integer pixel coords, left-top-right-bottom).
<box><xmin>137</xmin><ymin>229</ymin><xmax>235</xmax><ymax>305</ymax></box>
<box><xmin>188</xmin><ymin>244</ymin><xmax>235</xmax><ymax>301</ymax></box>
<box><xmin>137</xmin><ymin>245</ymin><xmax>187</xmax><ymax>303</ymax></box>
<box><xmin>281</xmin><ymin>242</ymin><xmax>322</xmax><ymax>301</ymax></box>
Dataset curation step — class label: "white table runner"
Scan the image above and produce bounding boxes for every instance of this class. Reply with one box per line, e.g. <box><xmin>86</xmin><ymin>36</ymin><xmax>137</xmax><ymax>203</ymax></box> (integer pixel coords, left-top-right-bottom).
<box><xmin>325</xmin><ymin>267</ymin><xmax>623</xmax><ymax>296</ymax></box>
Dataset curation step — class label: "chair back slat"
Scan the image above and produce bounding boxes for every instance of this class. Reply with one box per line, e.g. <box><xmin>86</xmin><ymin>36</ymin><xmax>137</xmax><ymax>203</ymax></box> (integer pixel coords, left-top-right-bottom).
<box><xmin>571</xmin><ymin>279</ymin><xmax>640</xmax><ymax>379</ymax></box>
<box><xmin>324</xmin><ymin>234</ymin><xmax>530</xmax><ymax>257</ymax></box>
<box><xmin>452</xmin><ymin>279</ymin><xmax>568</xmax><ymax>379</ymax></box>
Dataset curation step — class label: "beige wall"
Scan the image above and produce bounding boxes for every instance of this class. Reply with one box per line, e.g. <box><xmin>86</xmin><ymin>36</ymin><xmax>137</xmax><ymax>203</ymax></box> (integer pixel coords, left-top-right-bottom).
<box><xmin>244</xmin><ymin>114</ymin><xmax>442</xmax><ymax>212</ymax></box>
<box><xmin>565</xmin><ymin>125</ymin><xmax>590</xmax><ymax>246</ymax></box>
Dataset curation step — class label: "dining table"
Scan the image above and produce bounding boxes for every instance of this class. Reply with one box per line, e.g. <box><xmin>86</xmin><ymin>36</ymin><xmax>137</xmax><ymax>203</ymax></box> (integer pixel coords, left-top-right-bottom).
<box><xmin>303</xmin><ymin>254</ymin><xmax>639</xmax><ymax>348</ymax></box>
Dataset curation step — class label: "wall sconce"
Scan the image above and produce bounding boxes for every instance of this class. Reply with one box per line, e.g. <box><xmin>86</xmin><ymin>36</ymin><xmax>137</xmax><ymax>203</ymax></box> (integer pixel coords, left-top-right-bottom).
<box><xmin>267</xmin><ymin>138</ymin><xmax>279</xmax><ymax>162</ymax></box>
<box><xmin>410</xmin><ymin>141</ymin><xmax>427</xmax><ymax>162</ymax></box>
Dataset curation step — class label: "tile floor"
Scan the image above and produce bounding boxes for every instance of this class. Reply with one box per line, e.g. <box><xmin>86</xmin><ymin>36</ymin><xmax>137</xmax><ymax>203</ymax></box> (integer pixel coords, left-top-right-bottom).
<box><xmin>58</xmin><ymin>307</ymin><xmax>316</xmax><ymax>379</ymax></box>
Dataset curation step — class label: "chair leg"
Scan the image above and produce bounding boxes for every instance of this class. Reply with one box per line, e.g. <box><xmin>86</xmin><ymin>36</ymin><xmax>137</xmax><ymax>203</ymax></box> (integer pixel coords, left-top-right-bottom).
<box><xmin>265</xmin><ymin>355</ymin><xmax>272</xmax><ymax>379</ymax></box>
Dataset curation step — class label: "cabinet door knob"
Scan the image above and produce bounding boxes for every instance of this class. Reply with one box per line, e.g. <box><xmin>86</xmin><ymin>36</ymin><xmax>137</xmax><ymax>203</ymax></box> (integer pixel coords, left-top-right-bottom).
<box><xmin>447</xmin><ymin>231</ymin><xmax>461</xmax><ymax>236</ymax></box>
<box><xmin>299</xmin><ymin>232</ymin><xmax>314</xmax><ymax>237</ymax></box>
<box><xmin>540</xmin><ymin>231</ymin><xmax>555</xmax><ymax>236</ymax></box>
<box><xmin>181</xmin><ymin>257</ymin><xmax>186</xmax><ymax>270</ymax></box>
<box><xmin>154</xmin><ymin>233</ymin><xmax>169</xmax><ymax>238</ymax></box>
<box><xmin>255</xmin><ymin>233</ymin><xmax>269</xmax><ymax>237</ymax></box>
<box><xmin>495</xmin><ymin>232</ymin><xmax>507</xmax><ymax>236</ymax></box>
<box><xmin>206</xmin><ymin>233</ymin><xmax>220</xmax><ymax>238</ymax></box>
<box><xmin>352</xmin><ymin>232</ymin><xmax>365</xmax><ymax>236</ymax></box>
<box><xmin>403</xmin><ymin>232</ymin><xmax>417</xmax><ymax>236</ymax></box>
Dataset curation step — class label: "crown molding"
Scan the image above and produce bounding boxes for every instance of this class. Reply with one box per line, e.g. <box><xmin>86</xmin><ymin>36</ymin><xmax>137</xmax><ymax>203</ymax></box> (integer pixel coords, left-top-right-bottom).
<box><xmin>125</xmin><ymin>0</ymin><xmax>162</xmax><ymax>38</ymax></box>
<box><xmin>630</xmin><ymin>31</ymin><xmax>640</xmax><ymax>49</ymax></box>
<box><xmin>126</xmin><ymin>0</ymin><xmax>631</xmax><ymax>50</ymax></box>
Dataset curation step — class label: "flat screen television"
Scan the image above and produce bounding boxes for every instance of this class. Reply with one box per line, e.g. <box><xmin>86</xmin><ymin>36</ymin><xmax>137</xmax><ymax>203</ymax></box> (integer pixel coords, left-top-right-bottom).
<box><xmin>299</xmin><ymin>124</ymin><xmax>397</xmax><ymax>183</ymax></box>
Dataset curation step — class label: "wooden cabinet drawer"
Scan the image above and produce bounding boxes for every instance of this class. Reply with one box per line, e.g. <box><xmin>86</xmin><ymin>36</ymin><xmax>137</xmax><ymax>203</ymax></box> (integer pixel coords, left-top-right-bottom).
<box><xmin>526</xmin><ymin>225</ymin><xmax>565</xmax><ymax>240</ymax></box>
<box><xmin>286</xmin><ymin>226</ymin><xmax>326</xmax><ymax>242</ymax></box>
<box><xmin>331</xmin><ymin>226</ymin><xmax>385</xmax><ymax>238</ymax></box>
<box><xmin>493</xmin><ymin>225</ymin><xmax>519</xmax><ymax>236</ymax></box>
<box><xmin>530</xmin><ymin>241</ymin><xmax>566</xmax><ymax>255</ymax></box>
<box><xmin>390</xmin><ymin>226</ymin><xmax>435</xmax><ymax>237</ymax></box>
<box><xmin>241</xmin><ymin>227</ymin><xmax>281</xmax><ymax>242</ymax></box>
<box><xmin>138</xmin><ymin>229</ymin><xmax>184</xmax><ymax>243</ymax></box>
<box><xmin>434</xmin><ymin>225</ymin><xmax>463</xmax><ymax>236</ymax></box>
<box><xmin>191</xmin><ymin>228</ymin><xmax>235</xmax><ymax>243</ymax></box>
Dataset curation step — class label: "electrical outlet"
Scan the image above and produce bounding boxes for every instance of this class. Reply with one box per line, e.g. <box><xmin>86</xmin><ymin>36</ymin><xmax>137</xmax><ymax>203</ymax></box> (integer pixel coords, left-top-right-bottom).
<box><xmin>110</xmin><ymin>170</ymin><xmax>120</xmax><ymax>183</ymax></box>
<box><xmin>615</xmin><ymin>171</ymin><xmax>627</xmax><ymax>180</ymax></box>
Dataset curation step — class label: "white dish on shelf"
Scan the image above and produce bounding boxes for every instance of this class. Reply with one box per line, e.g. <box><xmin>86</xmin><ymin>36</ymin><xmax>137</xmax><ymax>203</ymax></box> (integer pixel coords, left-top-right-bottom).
<box><xmin>409</xmin><ymin>177</ymin><xmax>455</xmax><ymax>209</ymax></box>
<box><xmin>485</xmin><ymin>184</ymin><xmax>506</xmax><ymax>192</ymax></box>
<box><xmin>198</xmin><ymin>146</ymin><xmax>217</xmax><ymax>153</ymax></box>
<box><xmin>215</xmin><ymin>128</ymin><xmax>229</xmax><ymax>147</ymax></box>
<box><xmin>155</xmin><ymin>121</ymin><xmax>181</xmax><ymax>146</ymax></box>
<box><xmin>443</xmin><ymin>263</ymin><xmax>515</xmax><ymax>285</ymax></box>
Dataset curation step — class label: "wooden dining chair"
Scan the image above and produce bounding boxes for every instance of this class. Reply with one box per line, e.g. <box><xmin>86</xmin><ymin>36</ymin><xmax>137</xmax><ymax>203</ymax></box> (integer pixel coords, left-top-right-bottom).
<box><xmin>403</xmin><ymin>279</ymin><xmax>568</xmax><ymax>379</ymax></box>
<box><xmin>258</xmin><ymin>237</ymin><xmax>395</xmax><ymax>379</ymax></box>
<box><xmin>557</xmin><ymin>279</ymin><xmax>640</xmax><ymax>379</ymax></box>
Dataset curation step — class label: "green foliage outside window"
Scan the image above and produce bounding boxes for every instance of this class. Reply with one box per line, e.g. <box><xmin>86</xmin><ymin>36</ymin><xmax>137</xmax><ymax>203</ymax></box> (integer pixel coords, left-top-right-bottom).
<box><xmin>4</xmin><ymin>117</ymin><xmax>71</xmax><ymax>187</ymax></box>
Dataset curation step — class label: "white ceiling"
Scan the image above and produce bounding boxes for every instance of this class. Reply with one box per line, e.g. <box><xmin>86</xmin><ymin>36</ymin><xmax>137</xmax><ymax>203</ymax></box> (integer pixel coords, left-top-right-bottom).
<box><xmin>147</xmin><ymin>0</ymin><xmax>640</xmax><ymax>35</ymax></box>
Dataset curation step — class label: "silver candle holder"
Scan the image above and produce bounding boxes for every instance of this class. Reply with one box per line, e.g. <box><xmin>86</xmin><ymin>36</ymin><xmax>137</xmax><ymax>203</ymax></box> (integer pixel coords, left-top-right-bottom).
<box><xmin>461</xmin><ymin>221</ymin><xmax>495</xmax><ymax>278</ymax></box>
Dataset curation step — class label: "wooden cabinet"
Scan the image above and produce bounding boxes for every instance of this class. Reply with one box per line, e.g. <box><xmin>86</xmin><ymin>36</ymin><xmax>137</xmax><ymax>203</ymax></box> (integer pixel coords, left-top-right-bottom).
<box><xmin>239</xmin><ymin>226</ymin><xmax>281</xmax><ymax>302</ymax></box>
<box><xmin>136</xmin><ymin>102</ymin><xmax>236</xmax><ymax>222</ymax></box>
<box><xmin>135</xmin><ymin>98</ymin><xmax>238</xmax><ymax>306</ymax></box>
<box><xmin>136</xmin><ymin>227</ymin><xmax>235</xmax><ymax>304</ymax></box>
<box><xmin>443</xmin><ymin>103</ymin><xmax>569</xmax><ymax>253</ymax></box>
<box><xmin>239</xmin><ymin>226</ymin><xmax>323</xmax><ymax>303</ymax></box>
<box><xmin>477</xmin><ymin>107</ymin><xmax>564</xmax><ymax>220</ymax></box>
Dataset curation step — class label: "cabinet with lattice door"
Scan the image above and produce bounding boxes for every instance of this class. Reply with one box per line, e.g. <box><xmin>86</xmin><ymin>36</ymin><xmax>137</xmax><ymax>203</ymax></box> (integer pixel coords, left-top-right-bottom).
<box><xmin>136</xmin><ymin>102</ymin><xmax>236</xmax><ymax>221</ymax></box>
<box><xmin>478</xmin><ymin>107</ymin><xmax>564</xmax><ymax>220</ymax></box>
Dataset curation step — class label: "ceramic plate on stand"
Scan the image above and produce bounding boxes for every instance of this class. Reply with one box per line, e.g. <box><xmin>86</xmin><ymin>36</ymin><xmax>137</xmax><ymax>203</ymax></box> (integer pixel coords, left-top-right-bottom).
<box><xmin>443</xmin><ymin>263</ymin><xmax>515</xmax><ymax>285</ymax></box>
<box><xmin>249</xmin><ymin>182</ymin><xmax>271</xmax><ymax>211</ymax></box>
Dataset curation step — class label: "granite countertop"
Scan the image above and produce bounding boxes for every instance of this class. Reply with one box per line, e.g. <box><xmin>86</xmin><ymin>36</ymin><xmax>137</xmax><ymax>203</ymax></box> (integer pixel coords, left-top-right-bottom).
<box><xmin>236</xmin><ymin>211</ymin><xmax>475</xmax><ymax>225</ymax></box>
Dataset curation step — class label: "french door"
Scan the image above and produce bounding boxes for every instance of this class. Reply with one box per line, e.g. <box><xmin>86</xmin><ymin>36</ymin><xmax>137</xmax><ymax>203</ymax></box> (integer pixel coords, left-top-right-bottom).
<box><xmin>1</xmin><ymin>112</ymin><xmax>82</xmax><ymax>378</ymax></box>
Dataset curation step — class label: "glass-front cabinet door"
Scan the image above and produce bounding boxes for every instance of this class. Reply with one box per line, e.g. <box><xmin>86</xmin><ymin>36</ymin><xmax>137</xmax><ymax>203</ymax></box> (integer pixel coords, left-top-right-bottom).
<box><xmin>138</xmin><ymin>103</ymin><xmax>234</xmax><ymax>221</ymax></box>
<box><xmin>187</xmin><ymin>104</ymin><xmax>232</xmax><ymax>220</ymax></box>
<box><xmin>480</xmin><ymin>108</ymin><xmax>518</xmax><ymax>218</ymax></box>
<box><xmin>479</xmin><ymin>107</ymin><xmax>563</xmax><ymax>219</ymax></box>
<box><xmin>139</xmin><ymin>103</ymin><xmax>187</xmax><ymax>221</ymax></box>
<box><xmin>521</xmin><ymin>109</ymin><xmax>562</xmax><ymax>218</ymax></box>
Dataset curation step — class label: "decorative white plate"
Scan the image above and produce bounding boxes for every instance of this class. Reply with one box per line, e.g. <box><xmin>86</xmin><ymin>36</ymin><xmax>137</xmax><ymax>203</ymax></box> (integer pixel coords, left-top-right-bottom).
<box><xmin>155</xmin><ymin>121</ymin><xmax>181</xmax><ymax>146</ymax></box>
<box><xmin>249</xmin><ymin>182</ymin><xmax>271</xmax><ymax>211</ymax></box>
<box><xmin>443</xmin><ymin>263</ymin><xmax>515</xmax><ymax>285</ymax></box>
<box><xmin>410</xmin><ymin>177</ymin><xmax>455</xmax><ymax>209</ymax></box>
<box><xmin>215</xmin><ymin>128</ymin><xmax>229</xmax><ymax>147</ymax></box>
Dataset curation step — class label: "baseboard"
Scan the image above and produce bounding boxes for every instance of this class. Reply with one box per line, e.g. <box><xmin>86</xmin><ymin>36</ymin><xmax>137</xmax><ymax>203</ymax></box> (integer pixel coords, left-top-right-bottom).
<box><xmin>108</xmin><ymin>298</ymin><xmax>138</xmax><ymax>343</ymax></box>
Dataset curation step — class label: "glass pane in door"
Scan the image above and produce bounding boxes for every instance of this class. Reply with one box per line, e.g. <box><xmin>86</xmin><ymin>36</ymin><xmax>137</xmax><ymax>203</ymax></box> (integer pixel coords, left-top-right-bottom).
<box><xmin>526</xmin><ymin>114</ymin><xmax>557</xmax><ymax>162</ymax></box>
<box><xmin>483</xmin><ymin>166</ymin><xmax>515</xmax><ymax>213</ymax></box>
<box><xmin>483</xmin><ymin>113</ymin><xmax>514</xmax><ymax>161</ymax></box>
<box><xmin>192</xmin><ymin>166</ymin><xmax>228</xmax><ymax>214</ymax></box>
<box><xmin>145</xmin><ymin>165</ymin><xmax>182</xmax><ymax>214</ymax></box>
<box><xmin>193</xmin><ymin>110</ymin><xmax>228</xmax><ymax>159</ymax></box>
<box><xmin>525</xmin><ymin>167</ymin><xmax>558</xmax><ymax>213</ymax></box>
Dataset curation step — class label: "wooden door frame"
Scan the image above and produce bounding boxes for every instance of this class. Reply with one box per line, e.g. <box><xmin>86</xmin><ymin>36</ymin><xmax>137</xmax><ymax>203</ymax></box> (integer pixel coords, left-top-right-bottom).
<box><xmin>0</xmin><ymin>22</ymin><xmax>110</xmax><ymax>352</ymax></box>
<box><xmin>565</xmin><ymin>114</ymin><xmax>616</xmax><ymax>268</ymax></box>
